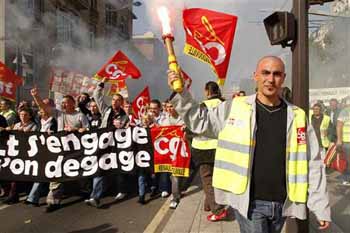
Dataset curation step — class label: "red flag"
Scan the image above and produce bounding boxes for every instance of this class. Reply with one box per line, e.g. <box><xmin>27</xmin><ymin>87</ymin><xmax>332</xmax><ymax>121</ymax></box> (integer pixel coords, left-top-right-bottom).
<box><xmin>181</xmin><ymin>70</ymin><xmax>192</xmax><ymax>90</ymax></box>
<box><xmin>132</xmin><ymin>86</ymin><xmax>150</xmax><ymax>120</ymax></box>
<box><xmin>183</xmin><ymin>8</ymin><xmax>238</xmax><ymax>86</ymax></box>
<box><xmin>109</xmin><ymin>79</ymin><xmax>129</xmax><ymax>98</ymax></box>
<box><xmin>94</xmin><ymin>51</ymin><xmax>141</xmax><ymax>83</ymax></box>
<box><xmin>0</xmin><ymin>61</ymin><xmax>23</xmax><ymax>101</ymax></box>
<box><xmin>151</xmin><ymin>125</ymin><xmax>191</xmax><ymax>177</ymax></box>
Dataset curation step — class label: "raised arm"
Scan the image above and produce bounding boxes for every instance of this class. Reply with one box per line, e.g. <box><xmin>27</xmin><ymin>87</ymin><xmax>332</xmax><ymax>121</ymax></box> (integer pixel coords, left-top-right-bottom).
<box><xmin>30</xmin><ymin>87</ymin><xmax>52</xmax><ymax>116</ymax></box>
<box><xmin>168</xmin><ymin>70</ymin><xmax>231</xmax><ymax>139</ymax></box>
<box><xmin>93</xmin><ymin>78</ymin><xmax>109</xmax><ymax>114</ymax></box>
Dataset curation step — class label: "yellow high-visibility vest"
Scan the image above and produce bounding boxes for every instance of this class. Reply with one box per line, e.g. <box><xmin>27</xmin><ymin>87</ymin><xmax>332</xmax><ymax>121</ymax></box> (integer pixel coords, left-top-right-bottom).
<box><xmin>309</xmin><ymin>114</ymin><xmax>331</xmax><ymax>148</ymax></box>
<box><xmin>1</xmin><ymin>109</ymin><xmax>16</xmax><ymax>120</ymax></box>
<box><xmin>320</xmin><ymin>115</ymin><xmax>330</xmax><ymax>148</ymax></box>
<box><xmin>192</xmin><ymin>98</ymin><xmax>222</xmax><ymax>150</ymax></box>
<box><xmin>213</xmin><ymin>97</ymin><xmax>308</xmax><ymax>203</ymax></box>
<box><xmin>342</xmin><ymin>108</ymin><xmax>350</xmax><ymax>143</ymax></box>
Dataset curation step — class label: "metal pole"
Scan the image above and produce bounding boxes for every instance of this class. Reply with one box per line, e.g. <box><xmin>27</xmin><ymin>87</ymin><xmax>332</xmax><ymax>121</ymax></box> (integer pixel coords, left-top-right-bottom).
<box><xmin>292</xmin><ymin>0</ymin><xmax>309</xmax><ymax>112</ymax></box>
<box><xmin>15</xmin><ymin>43</ymin><xmax>22</xmax><ymax>104</ymax></box>
<box><xmin>290</xmin><ymin>0</ymin><xmax>309</xmax><ymax>232</ymax></box>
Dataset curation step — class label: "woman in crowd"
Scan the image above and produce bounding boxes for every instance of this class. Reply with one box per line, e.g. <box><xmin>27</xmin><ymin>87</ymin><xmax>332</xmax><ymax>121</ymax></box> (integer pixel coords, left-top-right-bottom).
<box><xmin>25</xmin><ymin>107</ymin><xmax>57</xmax><ymax>207</ymax></box>
<box><xmin>3</xmin><ymin>107</ymin><xmax>38</xmax><ymax>204</ymax></box>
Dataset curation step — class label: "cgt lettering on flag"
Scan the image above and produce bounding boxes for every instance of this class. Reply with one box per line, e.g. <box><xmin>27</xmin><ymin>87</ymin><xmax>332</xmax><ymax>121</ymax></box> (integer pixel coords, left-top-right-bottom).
<box><xmin>183</xmin><ymin>8</ymin><xmax>238</xmax><ymax>86</ymax></box>
<box><xmin>94</xmin><ymin>50</ymin><xmax>141</xmax><ymax>83</ymax></box>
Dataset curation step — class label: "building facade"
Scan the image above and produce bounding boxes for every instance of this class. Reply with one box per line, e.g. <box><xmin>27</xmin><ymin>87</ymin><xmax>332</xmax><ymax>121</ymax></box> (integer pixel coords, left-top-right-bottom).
<box><xmin>0</xmin><ymin>0</ymin><xmax>133</xmax><ymax>101</ymax></box>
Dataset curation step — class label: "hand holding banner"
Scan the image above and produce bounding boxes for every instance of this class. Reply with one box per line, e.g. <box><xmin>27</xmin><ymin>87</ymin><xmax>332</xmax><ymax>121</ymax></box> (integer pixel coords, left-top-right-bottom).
<box><xmin>94</xmin><ymin>51</ymin><xmax>141</xmax><ymax>83</ymax></box>
<box><xmin>183</xmin><ymin>8</ymin><xmax>238</xmax><ymax>86</ymax></box>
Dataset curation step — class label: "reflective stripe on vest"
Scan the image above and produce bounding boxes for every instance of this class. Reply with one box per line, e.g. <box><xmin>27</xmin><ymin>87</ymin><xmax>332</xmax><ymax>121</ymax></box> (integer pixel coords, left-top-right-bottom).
<box><xmin>192</xmin><ymin>98</ymin><xmax>222</xmax><ymax>150</ymax></box>
<box><xmin>320</xmin><ymin>115</ymin><xmax>330</xmax><ymax>148</ymax></box>
<box><xmin>343</xmin><ymin>108</ymin><xmax>350</xmax><ymax>142</ymax></box>
<box><xmin>2</xmin><ymin>109</ymin><xmax>16</xmax><ymax>120</ymax></box>
<box><xmin>213</xmin><ymin>97</ymin><xmax>308</xmax><ymax>203</ymax></box>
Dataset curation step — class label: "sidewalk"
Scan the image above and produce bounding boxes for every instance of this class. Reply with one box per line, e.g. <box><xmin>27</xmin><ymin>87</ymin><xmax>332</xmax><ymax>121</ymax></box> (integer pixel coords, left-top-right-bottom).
<box><xmin>160</xmin><ymin>186</ymin><xmax>240</xmax><ymax>233</ymax></box>
<box><xmin>146</xmin><ymin>171</ymin><xmax>346</xmax><ymax>233</ymax></box>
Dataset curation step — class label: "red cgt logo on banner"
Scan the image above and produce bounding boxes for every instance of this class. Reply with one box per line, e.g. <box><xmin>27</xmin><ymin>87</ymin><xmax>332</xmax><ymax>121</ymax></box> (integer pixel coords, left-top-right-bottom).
<box><xmin>94</xmin><ymin>50</ymin><xmax>141</xmax><ymax>83</ymax></box>
<box><xmin>132</xmin><ymin>86</ymin><xmax>150</xmax><ymax>120</ymax></box>
<box><xmin>183</xmin><ymin>8</ymin><xmax>238</xmax><ymax>86</ymax></box>
<box><xmin>151</xmin><ymin>125</ymin><xmax>191</xmax><ymax>177</ymax></box>
<box><xmin>0</xmin><ymin>61</ymin><xmax>23</xmax><ymax>101</ymax></box>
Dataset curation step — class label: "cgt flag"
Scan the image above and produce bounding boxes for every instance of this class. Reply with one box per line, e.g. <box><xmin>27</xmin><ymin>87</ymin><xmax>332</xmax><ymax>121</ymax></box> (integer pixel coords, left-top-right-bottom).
<box><xmin>94</xmin><ymin>51</ymin><xmax>141</xmax><ymax>83</ymax></box>
<box><xmin>183</xmin><ymin>8</ymin><xmax>238</xmax><ymax>86</ymax></box>
<box><xmin>132</xmin><ymin>86</ymin><xmax>150</xmax><ymax>120</ymax></box>
<box><xmin>0</xmin><ymin>61</ymin><xmax>23</xmax><ymax>101</ymax></box>
<box><xmin>151</xmin><ymin>125</ymin><xmax>191</xmax><ymax>177</ymax></box>
<box><xmin>109</xmin><ymin>79</ymin><xmax>129</xmax><ymax>99</ymax></box>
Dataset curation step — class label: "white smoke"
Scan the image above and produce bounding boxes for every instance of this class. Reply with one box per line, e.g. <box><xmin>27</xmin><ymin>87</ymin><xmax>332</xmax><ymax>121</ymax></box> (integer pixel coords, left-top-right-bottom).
<box><xmin>310</xmin><ymin>0</ymin><xmax>350</xmax><ymax>89</ymax></box>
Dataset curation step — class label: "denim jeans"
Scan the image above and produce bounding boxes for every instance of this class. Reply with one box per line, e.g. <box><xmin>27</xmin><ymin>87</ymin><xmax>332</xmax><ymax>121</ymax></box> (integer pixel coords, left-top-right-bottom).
<box><xmin>158</xmin><ymin>173</ymin><xmax>171</xmax><ymax>193</ymax></box>
<box><xmin>138</xmin><ymin>175</ymin><xmax>147</xmax><ymax>196</ymax></box>
<box><xmin>235</xmin><ymin>200</ymin><xmax>286</xmax><ymax>233</ymax></box>
<box><xmin>27</xmin><ymin>182</ymin><xmax>46</xmax><ymax>204</ymax></box>
<box><xmin>138</xmin><ymin>174</ymin><xmax>157</xmax><ymax>196</ymax></box>
<box><xmin>90</xmin><ymin>176</ymin><xmax>104</xmax><ymax>200</ymax></box>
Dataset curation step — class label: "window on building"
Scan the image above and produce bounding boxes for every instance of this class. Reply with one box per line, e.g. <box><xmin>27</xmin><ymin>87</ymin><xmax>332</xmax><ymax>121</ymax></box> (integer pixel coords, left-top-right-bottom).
<box><xmin>119</xmin><ymin>15</ymin><xmax>128</xmax><ymax>35</ymax></box>
<box><xmin>21</xmin><ymin>0</ymin><xmax>43</xmax><ymax>19</ymax></box>
<box><xmin>89</xmin><ymin>25</ymin><xmax>96</xmax><ymax>48</ymax></box>
<box><xmin>56</xmin><ymin>11</ymin><xmax>77</xmax><ymax>45</ymax></box>
<box><xmin>26</xmin><ymin>0</ymin><xmax>34</xmax><ymax>9</ymax></box>
<box><xmin>90</xmin><ymin>0</ymin><xmax>97</xmax><ymax>9</ymax></box>
<box><xmin>105</xmin><ymin>3</ymin><xmax>118</xmax><ymax>27</ymax></box>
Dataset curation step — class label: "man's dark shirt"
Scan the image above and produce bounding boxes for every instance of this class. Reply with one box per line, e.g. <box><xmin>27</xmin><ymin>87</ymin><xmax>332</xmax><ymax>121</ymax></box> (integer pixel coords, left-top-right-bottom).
<box><xmin>0</xmin><ymin>114</ymin><xmax>8</xmax><ymax>128</ymax></box>
<box><xmin>107</xmin><ymin>107</ymin><xmax>127</xmax><ymax>128</ymax></box>
<box><xmin>251</xmin><ymin>99</ymin><xmax>288</xmax><ymax>203</ymax></box>
<box><xmin>87</xmin><ymin>113</ymin><xmax>102</xmax><ymax>129</ymax></box>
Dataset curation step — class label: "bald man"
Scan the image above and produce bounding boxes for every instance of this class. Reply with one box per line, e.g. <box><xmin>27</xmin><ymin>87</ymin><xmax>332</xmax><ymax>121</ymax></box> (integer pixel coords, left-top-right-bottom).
<box><xmin>167</xmin><ymin>56</ymin><xmax>330</xmax><ymax>232</ymax></box>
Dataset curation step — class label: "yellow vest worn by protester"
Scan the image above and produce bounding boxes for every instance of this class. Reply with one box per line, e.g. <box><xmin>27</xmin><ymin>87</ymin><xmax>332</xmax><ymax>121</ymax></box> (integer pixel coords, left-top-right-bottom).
<box><xmin>213</xmin><ymin>97</ymin><xmax>308</xmax><ymax>203</ymax></box>
<box><xmin>309</xmin><ymin>114</ymin><xmax>331</xmax><ymax>148</ymax></box>
<box><xmin>1</xmin><ymin>109</ymin><xmax>15</xmax><ymax>119</ymax></box>
<box><xmin>320</xmin><ymin>115</ymin><xmax>330</xmax><ymax>148</ymax></box>
<box><xmin>192</xmin><ymin>98</ymin><xmax>222</xmax><ymax>150</ymax></box>
<box><xmin>342</xmin><ymin>107</ymin><xmax>350</xmax><ymax>143</ymax></box>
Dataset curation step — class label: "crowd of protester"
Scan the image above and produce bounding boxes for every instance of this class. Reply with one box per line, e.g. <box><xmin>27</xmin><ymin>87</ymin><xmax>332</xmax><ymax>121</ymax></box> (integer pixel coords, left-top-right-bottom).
<box><xmin>0</xmin><ymin>80</ymin><xmax>232</xmax><ymax>221</ymax></box>
<box><xmin>1</xmin><ymin>79</ymin><xmax>349</xmax><ymax>223</ymax></box>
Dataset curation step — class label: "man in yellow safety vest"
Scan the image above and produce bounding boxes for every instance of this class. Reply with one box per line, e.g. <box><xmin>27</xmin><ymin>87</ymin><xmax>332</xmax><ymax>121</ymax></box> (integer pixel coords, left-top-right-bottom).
<box><xmin>167</xmin><ymin>56</ymin><xmax>331</xmax><ymax>233</ymax></box>
<box><xmin>310</xmin><ymin>103</ymin><xmax>331</xmax><ymax>152</ymax></box>
<box><xmin>336</xmin><ymin>100</ymin><xmax>350</xmax><ymax>185</ymax></box>
<box><xmin>191</xmin><ymin>81</ymin><xmax>226</xmax><ymax>221</ymax></box>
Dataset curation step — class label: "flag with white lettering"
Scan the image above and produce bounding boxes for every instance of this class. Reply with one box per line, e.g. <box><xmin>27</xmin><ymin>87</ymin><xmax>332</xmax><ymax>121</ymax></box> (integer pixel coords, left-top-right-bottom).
<box><xmin>0</xmin><ymin>61</ymin><xmax>23</xmax><ymax>101</ymax></box>
<box><xmin>183</xmin><ymin>8</ymin><xmax>237</xmax><ymax>86</ymax></box>
<box><xmin>150</xmin><ymin>126</ymin><xmax>191</xmax><ymax>177</ymax></box>
<box><xmin>94</xmin><ymin>51</ymin><xmax>141</xmax><ymax>83</ymax></box>
<box><xmin>0</xmin><ymin>127</ymin><xmax>153</xmax><ymax>182</ymax></box>
<box><xmin>132</xmin><ymin>86</ymin><xmax>151</xmax><ymax>120</ymax></box>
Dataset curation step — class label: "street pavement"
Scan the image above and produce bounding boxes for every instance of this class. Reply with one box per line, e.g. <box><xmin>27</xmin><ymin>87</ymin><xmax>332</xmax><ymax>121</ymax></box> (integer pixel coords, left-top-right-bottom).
<box><xmin>0</xmin><ymin>170</ymin><xmax>349</xmax><ymax>233</ymax></box>
<box><xmin>148</xmin><ymin>170</ymin><xmax>349</xmax><ymax>233</ymax></box>
<box><xmin>0</xmin><ymin>194</ymin><xmax>166</xmax><ymax>233</ymax></box>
